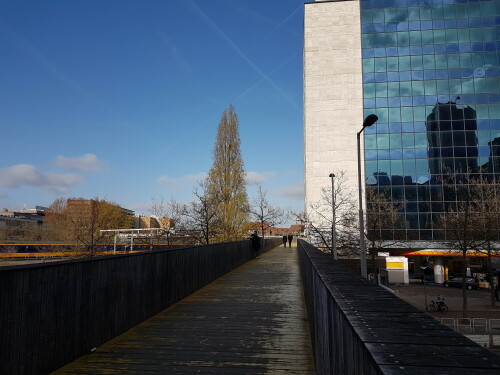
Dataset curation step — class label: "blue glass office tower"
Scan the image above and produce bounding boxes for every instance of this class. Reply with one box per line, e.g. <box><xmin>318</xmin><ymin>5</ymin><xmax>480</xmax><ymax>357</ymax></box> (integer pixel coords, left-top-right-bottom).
<box><xmin>360</xmin><ymin>0</ymin><xmax>500</xmax><ymax>241</ymax></box>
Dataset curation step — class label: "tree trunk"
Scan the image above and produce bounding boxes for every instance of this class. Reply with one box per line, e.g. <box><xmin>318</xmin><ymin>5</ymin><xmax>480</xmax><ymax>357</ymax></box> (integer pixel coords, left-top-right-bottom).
<box><xmin>487</xmin><ymin>247</ymin><xmax>496</xmax><ymax>307</ymax></box>
<box><xmin>461</xmin><ymin>251</ymin><xmax>468</xmax><ymax>318</ymax></box>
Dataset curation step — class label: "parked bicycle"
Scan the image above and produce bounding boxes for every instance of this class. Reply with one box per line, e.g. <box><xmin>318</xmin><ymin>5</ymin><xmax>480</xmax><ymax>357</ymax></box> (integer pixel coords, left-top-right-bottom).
<box><xmin>429</xmin><ymin>298</ymin><xmax>448</xmax><ymax>313</ymax></box>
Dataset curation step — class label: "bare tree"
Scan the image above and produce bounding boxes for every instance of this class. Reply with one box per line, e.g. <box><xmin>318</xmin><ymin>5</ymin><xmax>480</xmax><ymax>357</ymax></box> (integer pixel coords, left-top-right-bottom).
<box><xmin>44</xmin><ymin>198</ymin><xmax>69</xmax><ymax>241</ymax></box>
<box><xmin>467</xmin><ymin>177</ymin><xmax>500</xmax><ymax>307</ymax></box>
<box><xmin>184</xmin><ymin>179</ymin><xmax>218</xmax><ymax>245</ymax></box>
<box><xmin>250</xmin><ymin>185</ymin><xmax>285</xmax><ymax>242</ymax></box>
<box><xmin>307</xmin><ymin>171</ymin><xmax>359</xmax><ymax>256</ymax></box>
<box><xmin>45</xmin><ymin>197</ymin><xmax>134</xmax><ymax>256</ymax></box>
<box><xmin>438</xmin><ymin>173</ymin><xmax>485</xmax><ymax>317</ymax></box>
<box><xmin>365</xmin><ymin>188</ymin><xmax>406</xmax><ymax>273</ymax></box>
<box><xmin>149</xmin><ymin>196</ymin><xmax>184</xmax><ymax>246</ymax></box>
<box><xmin>0</xmin><ymin>221</ymin><xmax>43</xmax><ymax>243</ymax></box>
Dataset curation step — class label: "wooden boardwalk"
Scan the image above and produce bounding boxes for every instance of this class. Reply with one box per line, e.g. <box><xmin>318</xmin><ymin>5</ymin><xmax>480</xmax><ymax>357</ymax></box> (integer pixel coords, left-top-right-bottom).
<box><xmin>52</xmin><ymin>243</ymin><xmax>315</xmax><ymax>374</ymax></box>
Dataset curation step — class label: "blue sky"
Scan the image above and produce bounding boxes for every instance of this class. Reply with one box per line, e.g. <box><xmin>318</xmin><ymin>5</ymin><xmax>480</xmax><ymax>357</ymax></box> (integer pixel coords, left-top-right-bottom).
<box><xmin>0</xmin><ymin>0</ymin><xmax>304</xmax><ymax>220</ymax></box>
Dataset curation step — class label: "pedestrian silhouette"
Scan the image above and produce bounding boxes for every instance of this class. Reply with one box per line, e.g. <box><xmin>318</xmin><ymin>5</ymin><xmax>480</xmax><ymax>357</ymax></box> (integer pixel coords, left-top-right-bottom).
<box><xmin>250</xmin><ymin>231</ymin><xmax>261</xmax><ymax>258</ymax></box>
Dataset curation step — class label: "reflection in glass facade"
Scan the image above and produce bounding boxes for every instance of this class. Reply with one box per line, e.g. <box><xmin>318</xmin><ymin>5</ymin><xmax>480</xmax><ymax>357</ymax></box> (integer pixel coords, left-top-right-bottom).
<box><xmin>361</xmin><ymin>0</ymin><xmax>500</xmax><ymax>240</ymax></box>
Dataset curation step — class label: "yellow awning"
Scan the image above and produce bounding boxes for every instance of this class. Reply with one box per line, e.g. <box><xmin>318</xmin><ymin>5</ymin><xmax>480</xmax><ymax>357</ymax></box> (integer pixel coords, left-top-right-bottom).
<box><xmin>403</xmin><ymin>249</ymin><xmax>500</xmax><ymax>257</ymax></box>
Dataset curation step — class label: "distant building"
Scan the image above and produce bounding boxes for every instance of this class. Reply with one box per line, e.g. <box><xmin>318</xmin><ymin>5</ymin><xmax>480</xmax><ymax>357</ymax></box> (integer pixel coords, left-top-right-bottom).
<box><xmin>427</xmin><ymin>101</ymin><xmax>478</xmax><ymax>177</ymax></box>
<box><xmin>248</xmin><ymin>222</ymin><xmax>272</xmax><ymax>236</ymax></box>
<box><xmin>158</xmin><ymin>217</ymin><xmax>173</xmax><ymax>229</ymax></box>
<box><xmin>135</xmin><ymin>216</ymin><xmax>161</xmax><ymax>229</ymax></box>
<box><xmin>66</xmin><ymin>199</ymin><xmax>134</xmax><ymax>218</ymax></box>
<box><xmin>0</xmin><ymin>206</ymin><xmax>48</xmax><ymax>241</ymax></box>
<box><xmin>484</xmin><ymin>137</ymin><xmax>500</xmax><ymax>173</ymax></box>
<box><xmin>289</xmin><ymin>224</ymin><xmax>305</xmax><ymax>235</ymax></box>
<box><xmin>134</xmin><ymin>216</ymin><xmax>173</xmax><ymax>229</ymax></box>
<box><xmin>0</xmin><ymin>206</ymin><xmax>47</xmax><ymax>222</ymax></box>
<box><xmin>249</xmin><ymin>222</ymin><xmax>305</xmax><ymax>237</ymax></box>
<box><xmin>64</xmin><ymin>199</ymin><xmax>135</xmax><ymax>232</ymax></box>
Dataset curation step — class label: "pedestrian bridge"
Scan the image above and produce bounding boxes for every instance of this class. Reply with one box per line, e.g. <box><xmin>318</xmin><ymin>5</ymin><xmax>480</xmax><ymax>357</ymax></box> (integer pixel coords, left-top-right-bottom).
<box><xmin>53</xmin><ymin>243</ymin><xmax>314</xmax><ymax>374</ymax></box>
<box><xmin>1</xmin><ymin>239</ymin><xmax>500</xmax><ymax>374</ymax></box>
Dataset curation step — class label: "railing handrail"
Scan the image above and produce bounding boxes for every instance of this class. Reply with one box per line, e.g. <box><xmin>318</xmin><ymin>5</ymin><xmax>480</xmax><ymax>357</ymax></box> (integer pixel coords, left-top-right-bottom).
<box><xmin>298</xmin><ymin>239</ymin><xmax>500</xmax><ymax>374</ymax></box>
<box><xmin>0</xmin><ymin>238</ymin><xmax>282</xmax><ymax>375</ymax></box>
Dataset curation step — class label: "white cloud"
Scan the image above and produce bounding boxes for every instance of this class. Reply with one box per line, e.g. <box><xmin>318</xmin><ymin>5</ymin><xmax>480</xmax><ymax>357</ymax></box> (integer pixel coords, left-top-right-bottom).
<box><xmin>246</xmin><ymin>171</ymin><xmax>267</xmax><ymax>185</ymax></box>
<box><xmin>53</xmin><ymin>153</ymin><xmax>102</xmax><ymax>172</ymax></box>
<box><xmin>245</xmin><ymin>171</ymin><xmax>278</xmax><ymax>186</ymax></box>
<box><xmin>157</xmin><ymin>171</ymin><xmax>276</xmax><ymax>188</ymax></box>
<box><xmin>272</xmin><ymin>183</ymin><xmax>304</xmax><ymax>200</ymax></box>
<box><xmin>157</xmin><ymin>30</ymin><xmax>193</xmax><ymax>75</ymax></box>
<box><xmin>0</xmin><ymin>164</ymin><xmax>84</xmax><ymax>194</ymax></box>
<box><xmin>157</xmin><ymin>175</ymin><xmax>174</xmax><ymax>185</ymax></box>
<box><xmin>157</xmin><ymin>173</ymin><xmax>207</xmax><ymax>187</ymax></box>
<box><xmin>128</xmin><ymin>201</ymin><xmax>153</xmax><ymax>216</ymax></box>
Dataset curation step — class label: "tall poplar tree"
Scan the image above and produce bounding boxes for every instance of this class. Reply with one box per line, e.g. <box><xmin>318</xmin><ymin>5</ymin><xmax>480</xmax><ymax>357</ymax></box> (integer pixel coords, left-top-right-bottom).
<box><xmin>207</xmin><ymin>105</ymin><xmax>249</xmax><ymax>242</ymax></box>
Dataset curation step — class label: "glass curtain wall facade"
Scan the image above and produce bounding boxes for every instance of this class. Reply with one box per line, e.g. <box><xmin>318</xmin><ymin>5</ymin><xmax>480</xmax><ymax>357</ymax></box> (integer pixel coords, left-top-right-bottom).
<box><xmin>360</xmin><ymin>0</ymin><xmax>500</xmax><ymax>240</ymax></box>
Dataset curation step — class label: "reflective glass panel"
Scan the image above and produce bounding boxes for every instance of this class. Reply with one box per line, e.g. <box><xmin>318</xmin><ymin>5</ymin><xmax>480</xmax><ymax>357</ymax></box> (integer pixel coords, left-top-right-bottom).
<box><xmin>360</xmin><ymin>0</ymin><xmax>500</xmax><ymax>241</ymax></box>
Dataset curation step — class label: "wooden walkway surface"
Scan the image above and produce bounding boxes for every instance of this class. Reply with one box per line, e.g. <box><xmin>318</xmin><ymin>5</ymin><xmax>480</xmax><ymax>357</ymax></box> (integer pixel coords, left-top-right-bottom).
<box><xmin>52</xmin><ymin>243</ymin><xmax>315</xmax><ymax>374</ymax></box>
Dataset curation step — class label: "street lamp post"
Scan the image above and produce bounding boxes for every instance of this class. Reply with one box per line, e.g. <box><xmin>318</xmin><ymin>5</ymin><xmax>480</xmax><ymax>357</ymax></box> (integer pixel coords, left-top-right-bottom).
<box><xmin>329</xmin><ymin>173</ymin><xmax>337</xmax><ymax>261</ymax></box>
<box><xmin>357</xmin><ymin>114</ymin><xmax>378</xmax><ymax>279</ymax></box>
<box><xmin>421</xmin><ymin>266</ymin><xmax>428</xmax><ymax>310</ymax></box>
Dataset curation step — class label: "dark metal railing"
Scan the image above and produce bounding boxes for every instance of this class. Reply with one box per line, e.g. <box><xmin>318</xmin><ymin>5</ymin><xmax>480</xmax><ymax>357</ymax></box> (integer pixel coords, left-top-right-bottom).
<box><xmin>0</xmin><ymin>238</ymin><xmax>281</xmax><ymax>375</ymax></box>
<box><xmin>298</xmin><ymin>239</ymin><xmax>500</xmax><ymax>374</ymax></box>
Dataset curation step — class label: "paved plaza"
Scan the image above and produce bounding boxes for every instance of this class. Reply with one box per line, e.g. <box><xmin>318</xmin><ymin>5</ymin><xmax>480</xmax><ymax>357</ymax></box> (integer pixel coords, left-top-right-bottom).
<box><xmin>392</xmin><ymin>282</ymin><xmax>500</xmax><ymax>319</ymax></box>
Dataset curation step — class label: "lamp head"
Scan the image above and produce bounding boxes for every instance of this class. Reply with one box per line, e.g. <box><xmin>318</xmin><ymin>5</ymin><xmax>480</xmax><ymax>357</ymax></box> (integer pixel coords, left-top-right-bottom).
<box><xmin>362</xmin><ymin>114</ymin><xmax>378</xmax><ymax>128</ymax></box>
<box><xmin>329</xmin><ymin>173</ymin><xmax>335</xmax><ymax>178</ymax></box>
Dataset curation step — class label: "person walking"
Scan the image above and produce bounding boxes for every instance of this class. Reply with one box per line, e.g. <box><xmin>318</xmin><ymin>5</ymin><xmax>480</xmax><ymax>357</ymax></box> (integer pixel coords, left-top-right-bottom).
<box><xmin>251</xmin><ymin>231</ymin><xmax>261</xmax><ymax>259</ymax></box>
<box><xmin>282</xmin><ymin>234</ymin><xmax>287</xmax><ymax>248</ymax></box>
<box><xmin>287</xmin><ymin>234</ymin><xmax>293</xmax><ymax>248</ymax></box>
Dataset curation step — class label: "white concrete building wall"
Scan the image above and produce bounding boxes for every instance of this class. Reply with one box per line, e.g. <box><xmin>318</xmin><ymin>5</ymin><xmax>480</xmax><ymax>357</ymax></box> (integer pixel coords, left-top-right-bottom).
<box><xmin>304</xmin><ymin>0</ymin><xmax>364</xmax><ymax>224</ymax></box>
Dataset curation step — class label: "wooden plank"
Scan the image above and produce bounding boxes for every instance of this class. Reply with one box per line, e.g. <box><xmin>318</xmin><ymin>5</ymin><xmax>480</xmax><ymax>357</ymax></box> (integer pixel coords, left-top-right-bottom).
<box><xmin>52</xmin><ymin>245</ymin><xmax>315</xmax><ymax>374</ymax></box>
<box><xmin>0</xmin><ymin>239</ymin><xmax>283</xmax><ymax>375</ymax></box>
